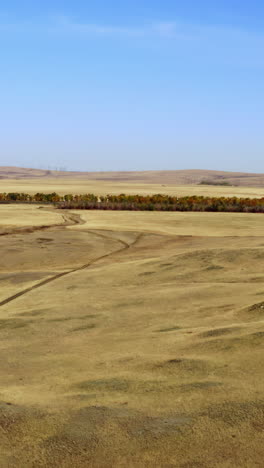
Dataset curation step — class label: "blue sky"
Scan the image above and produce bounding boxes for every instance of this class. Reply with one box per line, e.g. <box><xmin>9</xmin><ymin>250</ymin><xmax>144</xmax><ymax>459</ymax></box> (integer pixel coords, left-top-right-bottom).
<box><xmin>0</xmin><ymin>1</ymin><xmax>263</xmax><ymax>172</ymax></box>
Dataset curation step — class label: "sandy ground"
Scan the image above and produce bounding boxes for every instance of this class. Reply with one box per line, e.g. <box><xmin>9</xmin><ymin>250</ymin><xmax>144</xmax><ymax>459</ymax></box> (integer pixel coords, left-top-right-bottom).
<box><xmin>0</xmin><ymin>204</ymin><xmax>263</xmax><ymax>467</ymax></box>
<box><xmin>1</xmin><ymin>177</ymin><xmax>264</xmax><ymax>198</ymax></box>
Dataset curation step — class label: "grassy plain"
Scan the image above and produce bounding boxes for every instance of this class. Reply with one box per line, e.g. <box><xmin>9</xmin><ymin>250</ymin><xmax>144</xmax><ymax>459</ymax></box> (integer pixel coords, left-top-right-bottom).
<box><xmin>0</xmin><ymin>205</ymin><xmax>62</xmax><ymax>230</ymax></box>
<box><xmin>0</xmin><ymin>195</ymin><xmax>263</xmax><ymax>466</ymax></box>
<box><xmin>1</xmin><ymin>176</ymin><xmax>264</xmax><ymax>198</ymax></box>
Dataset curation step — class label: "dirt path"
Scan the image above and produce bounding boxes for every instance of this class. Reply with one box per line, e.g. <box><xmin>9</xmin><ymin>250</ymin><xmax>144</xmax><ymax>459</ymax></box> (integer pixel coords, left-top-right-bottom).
<box><xmin>0</xmin><ymin>209</ymin><xmax>84</xmax><ymax>236</ymax></box>
<box><xmin>0</xmin><ymin>209</ymin><xmax>143</xmax><ymax>307</ymax></box>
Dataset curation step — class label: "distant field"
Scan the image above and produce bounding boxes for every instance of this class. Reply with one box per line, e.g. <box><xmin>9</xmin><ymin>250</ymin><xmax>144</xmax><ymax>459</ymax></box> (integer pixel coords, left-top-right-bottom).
<box><xmin>1</xmin><ymin>177</ymin><xmax>264</xmax><ymax>199</ymax></box>
<box><xmin>1</xmin><ymin>165</ymin><xmax>264</xmax><ymax>188</ymax></box>
<box><xmin>0</xmin><ymin>203</ymin><xmax>263</xmax><ymax>467</ymax></box>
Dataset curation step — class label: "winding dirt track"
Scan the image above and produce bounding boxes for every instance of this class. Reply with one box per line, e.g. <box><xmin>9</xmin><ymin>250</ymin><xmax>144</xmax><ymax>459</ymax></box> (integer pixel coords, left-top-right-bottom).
<box><xmin>0</xmin><ymin>210</ymin><xmax>85</xmax><ymax>236</ymax></box>
<box><xmin>0</xmin><ymin>210</ymin><xmax>143</xmax><ymax>307</ymax></box>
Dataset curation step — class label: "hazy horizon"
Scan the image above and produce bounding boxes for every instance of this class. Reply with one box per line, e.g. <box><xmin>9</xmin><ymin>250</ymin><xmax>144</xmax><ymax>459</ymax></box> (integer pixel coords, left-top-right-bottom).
<box><xmin>1</xmin><ymin>1</ymin><xmax>263</xmax><ymax>173</ymax></box>
<box><xmin>2</xmin><ymin>165</ymin><xmax>264</xmax><ymax>176</ymax></box>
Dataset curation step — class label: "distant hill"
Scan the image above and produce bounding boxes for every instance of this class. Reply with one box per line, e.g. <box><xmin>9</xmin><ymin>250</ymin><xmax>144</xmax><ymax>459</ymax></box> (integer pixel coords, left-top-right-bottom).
<box><xmin>0</xmin><ymin>166</ymin><xmax>264</xmax><ymax>187</ymax></box>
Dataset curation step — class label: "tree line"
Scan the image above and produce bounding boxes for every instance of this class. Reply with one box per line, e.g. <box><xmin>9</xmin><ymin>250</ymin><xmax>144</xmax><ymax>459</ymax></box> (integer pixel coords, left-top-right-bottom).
<box><xmin>0</xmin><ymin>192</ymin><xmax>263</xmax><ymax>213</ymax></box>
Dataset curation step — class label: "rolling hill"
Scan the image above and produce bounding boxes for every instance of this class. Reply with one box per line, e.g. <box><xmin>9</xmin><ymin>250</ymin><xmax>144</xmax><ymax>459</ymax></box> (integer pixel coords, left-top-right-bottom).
<box><xmin>0</xmin><ymin>166</ymin><xmax>264</xmax><ymax>187</ymax></box>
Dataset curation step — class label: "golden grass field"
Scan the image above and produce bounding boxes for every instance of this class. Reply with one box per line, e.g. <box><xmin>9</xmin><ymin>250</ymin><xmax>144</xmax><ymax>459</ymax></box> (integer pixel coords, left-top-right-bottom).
<box><xmin>0</xmin><ymin>176</ymin><xmax>263</xmax><ymax>467</ymax></box>
<box><xmin>1</xmin><ymin>176</ymin><xmax>264</xmax><ymax>199</ymax></box>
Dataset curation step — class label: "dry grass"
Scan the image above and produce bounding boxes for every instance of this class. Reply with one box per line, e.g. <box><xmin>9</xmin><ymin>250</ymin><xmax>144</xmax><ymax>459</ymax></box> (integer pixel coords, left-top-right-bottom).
<box><xmin>1</xmin><ymin>166</ymin><xmax>264</xmax><ymax>187</ymax></box>
<box><xmin>0</xmin><ymin>202</ymin><xmax>263</xmax><ymax>467</ymax></box>
<box><xmin>1</xmin><ymin>177</ymin><xmax>264</xmax><ymax>199</ymax></box>
<box><xmin>69</xmin><ymin>210</ymin><xmax>264</xmax><ymax>236</ymax></box>
<box><xmin>0</xmin><ymin>204</ymin><xmax>61</xmax><ymax>228</ymax></box>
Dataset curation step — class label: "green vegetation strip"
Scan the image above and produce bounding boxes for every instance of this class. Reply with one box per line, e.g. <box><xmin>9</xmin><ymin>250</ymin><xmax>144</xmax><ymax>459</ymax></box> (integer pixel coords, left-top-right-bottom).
<box><xmin>0</xmin><ymin>192</ymin><xmax>263</xmax><ymax>212</ymax></box>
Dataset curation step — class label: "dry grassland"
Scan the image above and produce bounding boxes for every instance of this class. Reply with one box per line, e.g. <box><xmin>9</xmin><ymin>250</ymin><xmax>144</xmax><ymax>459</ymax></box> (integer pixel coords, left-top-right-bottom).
<box><xmin>0</xmin><ymin>202</ymin><xmax>263</xmax><ymax>467</ymax></box>
<box><xmin>1</xmin><ymin>166</ymin><xmax>264</xmax><ymax>187</ymax></box>
<box><xmin>1</xmin><ymin>176</ymin><xmax>264</xmax><ymax>198</ymax></box>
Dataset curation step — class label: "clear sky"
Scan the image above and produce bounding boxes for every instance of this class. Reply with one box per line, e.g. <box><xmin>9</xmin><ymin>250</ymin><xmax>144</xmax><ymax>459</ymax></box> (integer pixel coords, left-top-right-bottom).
<box><xmin>0</xmin><ymin>1</ymin><xmax>263</xmax><ymax>172</ymax></box>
